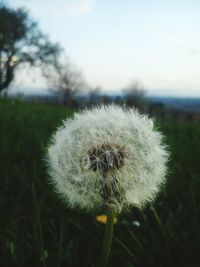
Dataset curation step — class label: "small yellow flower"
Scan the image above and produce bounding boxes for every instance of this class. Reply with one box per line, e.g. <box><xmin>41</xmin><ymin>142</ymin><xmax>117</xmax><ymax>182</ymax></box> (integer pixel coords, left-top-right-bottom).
<box><xmin>96</xmin><ymin>214</ymin><xmax>117</xmax><ymax>224</ymax></box>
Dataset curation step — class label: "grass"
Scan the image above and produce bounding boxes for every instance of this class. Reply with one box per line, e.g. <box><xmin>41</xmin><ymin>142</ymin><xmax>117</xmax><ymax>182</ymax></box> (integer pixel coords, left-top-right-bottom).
<box><xmin>0</xmin><ymin>98</ymin><xmax>200</xmax><ymax>267</ymax></box>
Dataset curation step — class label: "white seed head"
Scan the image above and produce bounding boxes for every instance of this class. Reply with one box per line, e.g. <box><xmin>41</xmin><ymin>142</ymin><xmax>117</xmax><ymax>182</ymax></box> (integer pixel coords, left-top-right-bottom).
<box><xmin>46</xmin><ymin>105</ymin><xmax>169</xmax><ymax>214</ymax></box>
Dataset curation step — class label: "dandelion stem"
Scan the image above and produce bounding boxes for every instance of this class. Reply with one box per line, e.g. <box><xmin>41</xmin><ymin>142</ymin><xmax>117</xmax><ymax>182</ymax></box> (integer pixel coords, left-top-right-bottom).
<box><xmin>99</xmin><ymin>210</ymin><xmax>115</xmax><ymax>267</ymax></box>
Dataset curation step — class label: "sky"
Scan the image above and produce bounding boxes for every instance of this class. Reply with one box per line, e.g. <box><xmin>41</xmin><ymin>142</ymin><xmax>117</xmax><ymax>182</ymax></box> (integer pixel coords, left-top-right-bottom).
<box><xmin>5</xmin><ymin>0</ymin><xmax>200</xmax><ymax>96</ymax></box>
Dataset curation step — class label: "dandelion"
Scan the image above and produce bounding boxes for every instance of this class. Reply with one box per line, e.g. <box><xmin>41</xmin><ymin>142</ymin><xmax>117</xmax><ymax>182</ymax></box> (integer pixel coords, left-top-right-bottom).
<box><xmin>46</xmin><ymin>105</ymin><xmax>169</xmax><ymax>267</ymax></box>
<box><xmin>96</xmin><ymin>214</ymin><xmax>118</xmax><ymax>224</ymax></box>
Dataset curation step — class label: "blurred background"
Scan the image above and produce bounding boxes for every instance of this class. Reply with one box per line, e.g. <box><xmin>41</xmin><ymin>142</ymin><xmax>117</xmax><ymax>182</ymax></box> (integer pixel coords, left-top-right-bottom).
<box><xmin>0</xmin><ymin>1</ymin><xmax>200</xmax><ymax>267</ymax></box>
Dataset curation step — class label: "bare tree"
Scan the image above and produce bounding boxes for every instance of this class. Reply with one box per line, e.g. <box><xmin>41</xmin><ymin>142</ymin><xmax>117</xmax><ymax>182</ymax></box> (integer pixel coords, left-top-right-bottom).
<box><xmin>88</xmin><ymin>86</ymin><xmax>102</xmax><ymax>106</ymax></box>
<box><xmin>45</xmin><ymin>59</ymin><xmax>87</xmax><ymax>107</ymax></box>
<box><xmin>123</xmin><ymin>80</ymin><xmax>147</xmax><ymax>108</ymax></box>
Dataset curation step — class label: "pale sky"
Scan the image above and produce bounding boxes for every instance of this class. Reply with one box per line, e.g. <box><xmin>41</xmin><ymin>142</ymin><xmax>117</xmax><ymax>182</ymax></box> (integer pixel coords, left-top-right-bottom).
<box><xmin>6</xmin><ymin>0</ymin><xmax>200</xmax><ymax>96</ymax></box>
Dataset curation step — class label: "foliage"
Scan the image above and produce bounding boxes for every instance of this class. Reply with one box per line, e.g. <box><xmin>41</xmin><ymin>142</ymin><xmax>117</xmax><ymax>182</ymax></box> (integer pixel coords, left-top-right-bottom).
<box><xmin>0</xmin><ymin>99</ymin><xmax>200</xmax><ymax>267</ymax></box>
<box><xmin>0</xmin><ymin>4</ymin><xmax>61</xmax><ymax>94</ymax></box>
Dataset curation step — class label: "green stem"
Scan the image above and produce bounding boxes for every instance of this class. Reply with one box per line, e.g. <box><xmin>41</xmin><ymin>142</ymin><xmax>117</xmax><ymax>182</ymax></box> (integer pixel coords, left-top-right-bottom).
<box><xmin>99</xmin><ymin>210</ymin><xmax>115</xmax><ymax>267</ymax></box>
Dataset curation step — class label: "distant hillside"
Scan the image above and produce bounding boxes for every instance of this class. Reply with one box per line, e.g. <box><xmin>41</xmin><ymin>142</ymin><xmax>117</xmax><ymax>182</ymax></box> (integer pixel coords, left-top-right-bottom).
<box><xmin>6</xmin><ymin>90</ymin><xmax>200</xmax><ymax>112</ymax></box>
<box><xmin>149</xmin><ymin>96</ymin><xmax>200</xmax><ymax>112</ymax></box>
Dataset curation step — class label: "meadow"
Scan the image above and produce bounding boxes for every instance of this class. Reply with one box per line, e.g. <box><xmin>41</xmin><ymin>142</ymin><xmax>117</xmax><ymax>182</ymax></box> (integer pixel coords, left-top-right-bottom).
<box><xmin>0</xmin><ymin>98</ymin><xmax>200</xmax><ymax>267</ymax></box>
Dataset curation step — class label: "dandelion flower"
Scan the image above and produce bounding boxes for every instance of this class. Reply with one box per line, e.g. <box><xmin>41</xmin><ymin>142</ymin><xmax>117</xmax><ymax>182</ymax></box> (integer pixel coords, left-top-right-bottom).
<box><xmin>96</xmin><ymin>214</ymin><xmax>117</xmax><ymax>224</ymax></box>
<box><xmin>46</xmin><ymin>105</ymin><xmax>169</xmax><ymax>214</ymax></box>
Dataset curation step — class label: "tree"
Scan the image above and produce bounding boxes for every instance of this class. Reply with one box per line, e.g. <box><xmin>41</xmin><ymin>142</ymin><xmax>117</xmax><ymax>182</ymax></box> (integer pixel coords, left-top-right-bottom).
<box><xmin>88</xmin><ymin>86</ymin><xmax>102</xmax><ymax>106</ymax></box>
<box><xmin>0</xmin><ymin>4</ymin><xmax>61</xmax><ymax>94</ymax></box>
<box><xmin>123</xmin><ymin>80</ymin><xmax>147</xmax><ymax>109</ymax></box>
<box><xmin>44</xmin><ymin>59</ymin><xmax>87</xmax><ymax>107</ymax></box>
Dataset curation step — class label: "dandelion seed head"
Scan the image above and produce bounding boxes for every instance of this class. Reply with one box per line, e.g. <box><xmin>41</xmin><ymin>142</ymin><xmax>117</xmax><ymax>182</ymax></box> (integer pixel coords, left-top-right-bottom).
<box><xmin>87</xmin><ymin>143</ymin><xmax>125</xmax><ymax>174</ymax></box>
<box><xmin>46</xmin><ymin>105</ymin><xmax>169</xmax><ymax>214</ymax></box>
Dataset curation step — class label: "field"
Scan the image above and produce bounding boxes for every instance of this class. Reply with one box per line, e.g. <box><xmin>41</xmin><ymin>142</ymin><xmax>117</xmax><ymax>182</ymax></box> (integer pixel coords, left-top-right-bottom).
<box><xmin>1</xmin><ymin>99</ymin><xmax>200</xmax><ymax>267</ymax></box>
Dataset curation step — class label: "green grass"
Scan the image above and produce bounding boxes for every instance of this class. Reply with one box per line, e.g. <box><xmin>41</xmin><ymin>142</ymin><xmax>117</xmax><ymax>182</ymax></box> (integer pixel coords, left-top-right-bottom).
<box><xmin>0</xmin><ymin>98</ymin><xmax>200</xmax><ymax>267</ymax></box>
